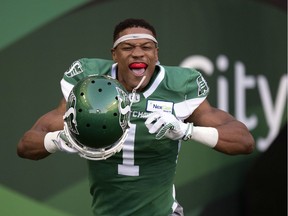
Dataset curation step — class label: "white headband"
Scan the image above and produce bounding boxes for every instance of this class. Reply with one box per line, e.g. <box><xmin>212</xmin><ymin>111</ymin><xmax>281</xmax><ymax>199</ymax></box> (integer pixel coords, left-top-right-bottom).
<box><xmin>113</xmin><ymin>33</ymin><xmax>158</xmax><ymax>48</ymax></box>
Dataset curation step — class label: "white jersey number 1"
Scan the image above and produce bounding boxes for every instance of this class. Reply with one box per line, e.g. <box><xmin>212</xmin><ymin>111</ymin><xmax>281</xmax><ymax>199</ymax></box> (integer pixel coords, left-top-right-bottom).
<box><xmin>117</xmin><ymin>124</ymin><xmax>139</xmax><ymax>176</ymax></box>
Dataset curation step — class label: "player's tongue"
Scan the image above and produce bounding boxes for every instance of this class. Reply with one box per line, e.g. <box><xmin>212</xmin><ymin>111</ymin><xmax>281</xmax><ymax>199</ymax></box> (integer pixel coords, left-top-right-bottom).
<box><xmin>129</xmin><ymin>63</ymin><xmax>147</xmax><ymax>76</ymax></box>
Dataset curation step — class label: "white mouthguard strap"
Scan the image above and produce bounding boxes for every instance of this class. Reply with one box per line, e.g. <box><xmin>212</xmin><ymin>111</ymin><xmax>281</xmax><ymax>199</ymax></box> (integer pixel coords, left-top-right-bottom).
<box><xmin>113</xmin><ymin>34</ymin><xmax>158</xmax><ymax>48</ymax></box>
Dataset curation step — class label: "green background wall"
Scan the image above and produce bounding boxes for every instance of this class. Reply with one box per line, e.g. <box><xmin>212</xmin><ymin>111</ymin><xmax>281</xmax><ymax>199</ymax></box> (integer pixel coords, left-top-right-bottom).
<box><xmin>0</xmin><ymin>0</ymin><xmax>286</xmax><ymax>215</ymax></box>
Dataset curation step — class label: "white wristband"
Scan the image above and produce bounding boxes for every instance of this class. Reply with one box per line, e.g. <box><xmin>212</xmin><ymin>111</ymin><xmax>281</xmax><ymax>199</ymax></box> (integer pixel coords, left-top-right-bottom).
<box><xmin>191</xmin><ymin>126</ymin><xmax>218</xmax><ymax>148</ymax></box>
<box><xmin>44</xmin><ymin>131</ymin><xmax>60</xmax><ymax>153</ymax></box>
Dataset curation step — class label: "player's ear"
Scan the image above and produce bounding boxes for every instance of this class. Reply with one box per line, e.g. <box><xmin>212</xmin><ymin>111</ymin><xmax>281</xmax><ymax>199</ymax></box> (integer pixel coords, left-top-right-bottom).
<box><xmin>155</xmin><ymin>47</ymin><xmax>159</xmax><ymax>64</ymax></box>
<box><xmin>111</xmin><ymin>48</ymin><xmax>117</xmax><ymax>62</ymax></box>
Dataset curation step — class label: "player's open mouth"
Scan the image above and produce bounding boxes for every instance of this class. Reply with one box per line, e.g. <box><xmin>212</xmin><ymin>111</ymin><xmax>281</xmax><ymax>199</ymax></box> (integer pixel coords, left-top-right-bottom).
<box><xmin>129</xmin><ymin>62</ymin><xmax>147</xmax><ymax>76</ymax></box>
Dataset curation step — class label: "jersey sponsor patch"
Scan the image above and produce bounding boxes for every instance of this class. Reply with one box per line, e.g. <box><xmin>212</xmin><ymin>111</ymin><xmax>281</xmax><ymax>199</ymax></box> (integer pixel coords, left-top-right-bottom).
<box><xmin>65</xmin><ymin>60</ymin><xmax>83</xmax><ymax>77</ymax></box>
<box><xmin>146</xmin><ymin>100</ymin><xmax>174</xmax><ymax>113</ymax></box>
<box><xmin>197</xmin><ymin>75</ymin><xmax>209</xmax><ymax>96</ymax></box>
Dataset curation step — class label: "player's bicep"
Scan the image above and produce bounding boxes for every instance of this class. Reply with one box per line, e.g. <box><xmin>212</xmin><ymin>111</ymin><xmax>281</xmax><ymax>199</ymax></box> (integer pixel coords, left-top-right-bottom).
<box><xmin>32</xmin><ymin>98</ymin><xmax>66</xmax><ymax>132</ymax></box>
<box><xmin>187</xmin><ymin>99</ymin><xmax>235</xmax><ymax>127</ymax></box>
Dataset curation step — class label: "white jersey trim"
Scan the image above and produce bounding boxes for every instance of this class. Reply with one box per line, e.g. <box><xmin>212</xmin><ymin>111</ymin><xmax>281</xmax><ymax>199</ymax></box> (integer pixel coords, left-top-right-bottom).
<box><xmin>110</xmin><ymin>63</ymin><xmax>118</xmax><ymax>78</ymax></box>
<box><xmin>143</xmin><ymin>65</ymin><xmax>165</xmax><ymax>98</ymax></box>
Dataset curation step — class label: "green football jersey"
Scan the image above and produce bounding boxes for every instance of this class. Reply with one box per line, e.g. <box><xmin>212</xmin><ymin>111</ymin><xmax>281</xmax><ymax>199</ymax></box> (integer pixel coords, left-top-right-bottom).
<box><xmin>61</xmin><ymin>58</ymin><xmax>209</xmax><ymax>216</ymax></box>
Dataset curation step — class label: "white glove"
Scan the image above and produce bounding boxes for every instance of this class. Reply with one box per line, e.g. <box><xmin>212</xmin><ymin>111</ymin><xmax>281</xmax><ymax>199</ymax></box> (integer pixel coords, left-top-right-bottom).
<box><xmin>145</xmin><ymin>111</ymin><xmax>193</xmax><ymax>140</ymax></box>
<box><xmin>44</xmin><ymin>130</ymin><xmax>78</xmax><ymax>153</ymax></box>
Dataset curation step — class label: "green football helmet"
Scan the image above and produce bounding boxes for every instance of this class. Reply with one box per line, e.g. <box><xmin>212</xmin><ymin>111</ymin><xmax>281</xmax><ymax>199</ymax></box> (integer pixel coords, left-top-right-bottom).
<box><xmin>63</xmin><ymin>75</ymin><xmax>131</xmax><ymax>160</ymax></box>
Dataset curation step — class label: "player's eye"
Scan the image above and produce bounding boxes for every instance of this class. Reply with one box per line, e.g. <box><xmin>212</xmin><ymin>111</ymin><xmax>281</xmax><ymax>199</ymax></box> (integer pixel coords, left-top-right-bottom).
<box><xmin>141</xmin><ymin>45</ymin><xmax>153</xmax><ymax>51</ymax></box>
<box><xmin>121</xmin><ymin>46</ymin><xmax>133</xmax><ymax>51</ymax></box>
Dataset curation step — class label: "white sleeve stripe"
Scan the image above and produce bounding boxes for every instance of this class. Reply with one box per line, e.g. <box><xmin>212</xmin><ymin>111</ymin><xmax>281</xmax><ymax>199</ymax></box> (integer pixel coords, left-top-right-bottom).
<box><xmin>174</xmin><ymin>97</ymin><xmax>206</xmax><ymax>120</ymax></box>
<box><xmin>60</xmin><ymin>78</ymin><xmax>74</xmax><ymax>101</ymax></box>
<box><xmin>171</xmin><ymin>185</ymin><xmax>178</xmax><ymax>212</ymax></box>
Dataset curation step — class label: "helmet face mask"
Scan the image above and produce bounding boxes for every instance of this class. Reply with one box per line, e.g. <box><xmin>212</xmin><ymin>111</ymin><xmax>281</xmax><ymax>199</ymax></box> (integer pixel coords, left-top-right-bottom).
<box><xmin>63</xmin><ymin>75</ymin><xmax>131</xmax><ymax>160</ymax></box>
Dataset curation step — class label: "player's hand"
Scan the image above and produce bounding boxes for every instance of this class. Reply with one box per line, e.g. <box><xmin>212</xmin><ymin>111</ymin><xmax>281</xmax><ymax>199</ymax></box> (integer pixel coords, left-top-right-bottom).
<box><xmin>144</xmin><ymin>111</ymin><xmax>193</xmax><ymax>140</ymax></box>
<box><xmin>44</xmin><ymin>130</ymin><xmax>78</xmax><ymax>153</ymax></box>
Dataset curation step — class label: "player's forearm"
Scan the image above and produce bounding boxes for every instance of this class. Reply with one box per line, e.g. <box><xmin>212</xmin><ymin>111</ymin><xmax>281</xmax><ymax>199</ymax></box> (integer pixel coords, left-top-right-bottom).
<box><xmin>17</xmin><ymin>130</ymin><xmax>51</xmax><ymax>160</ymax></box>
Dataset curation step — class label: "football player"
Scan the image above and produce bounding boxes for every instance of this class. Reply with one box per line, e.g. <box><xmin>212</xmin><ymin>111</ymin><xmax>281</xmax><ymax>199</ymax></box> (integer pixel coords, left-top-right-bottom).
<box><xmin>17</xmin><ymin>18</ymin><xmax>255</xmax><ymax>216</ymax></box>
